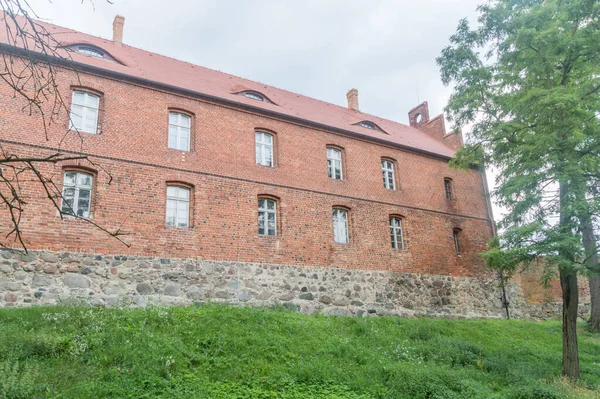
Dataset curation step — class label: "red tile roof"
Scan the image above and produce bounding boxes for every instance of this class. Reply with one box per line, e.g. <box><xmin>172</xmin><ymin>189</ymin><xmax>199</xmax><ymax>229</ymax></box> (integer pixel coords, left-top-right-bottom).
<box><xmin>0</xmin><ymin>15</ymin><xmax>456</xmax><ymax>158</ymax></box>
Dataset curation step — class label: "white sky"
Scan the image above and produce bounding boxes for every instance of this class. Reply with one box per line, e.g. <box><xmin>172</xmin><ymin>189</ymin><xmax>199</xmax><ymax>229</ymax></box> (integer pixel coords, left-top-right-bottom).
<box><xmin>25</xmin><ymin>0</ymin><xmax>503</xmax><ymax>221</ymax></box>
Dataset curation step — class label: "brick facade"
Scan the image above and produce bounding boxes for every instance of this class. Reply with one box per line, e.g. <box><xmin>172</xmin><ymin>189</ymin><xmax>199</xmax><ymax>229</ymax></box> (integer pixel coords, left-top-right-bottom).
<box><xmin>1</xmin><ymin>62</ymin><xmax>494</xmax><ymax>278</ymax></box>
<box><xmin>0</xmin><ymin>13</ymin><xmax>497</xmax><ymax>282</ymax></box>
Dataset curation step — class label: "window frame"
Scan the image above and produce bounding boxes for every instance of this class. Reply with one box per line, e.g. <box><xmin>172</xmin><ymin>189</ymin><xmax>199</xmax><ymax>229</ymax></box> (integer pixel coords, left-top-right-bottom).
<box><xmin>69</xmin><ymin>90</ymin><xmax>100</xmax><ymax>134</ymax></box>
<box><xmin>381</xmin><ymin>158</ymin><xmax>396</xmax><ymax>190</ymax></box>
<box><xmin>444</xmin><ymin>178</ymin><xmax>454</xmax><ymax>200</ymax></box>
<box><xmin>327</xmin><ymin>147</ymin><xmax>344</xmax><ymax>180</ymax></box>
<box><xmin>168</xmin><ymin>111</ymin><xmax>193</xmax><ymax>152</ymax></box>
<box><xmin>165</xmin><ymin>184</ymin><xmax>193</xmax><ymax>228</ymax></box>
<box><xmin>390</xmin><ymin>216</ymin><xmax>405</xmax><ymax>250</ymax></box>
<box><xmin>332</xmin><ymin>207</ymin><xmax>350</xmax><ymax>244</ymax></box>
<box><xmin>61</xmin><ymin>170</ymin><xmax>94</xmax><ymax>218</ymax></box>
<box><xmin>453</xmin><ymin>228</ymin><xmax>462</xmax><ymax>254</ymax></box>
<box><xmin>257</xmin><ymin>197</ymin><xmax>278</xmax><ymax>236</ymax></box>
<box><xmin>255</xmin><ymin>131</ymin><xmax>275</xmax><ymax>167</ymax></box>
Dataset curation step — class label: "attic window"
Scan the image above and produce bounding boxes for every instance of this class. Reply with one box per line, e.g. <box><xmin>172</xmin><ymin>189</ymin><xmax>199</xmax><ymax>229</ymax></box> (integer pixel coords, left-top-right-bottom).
<box><xmin>67</xmin><ymin>44</ymin><xmax>120</xmax><ymax>63</ymax></box>
<box><xmin>71</xmin><ymin>45</ymin><xmax>105</xmax><ymax>58</ymax></box>
<box><xmin>235</xmin><ymin>90</ymin><xmax>275</xmax><ymax>105</ymax></box>
<box><xmin>354</xmin><ymin>120</ymin><xmax>386</xmax><ymax>134</ymax></box>
<box><xmin>244</xmin><ymin>91</ymin><xmax>265</xmax><ymax>101</ymax></box>
<box><xmin>359</xmin><ymin>121</ymin><xmax>377</xmax><ymax>130</ymax></box>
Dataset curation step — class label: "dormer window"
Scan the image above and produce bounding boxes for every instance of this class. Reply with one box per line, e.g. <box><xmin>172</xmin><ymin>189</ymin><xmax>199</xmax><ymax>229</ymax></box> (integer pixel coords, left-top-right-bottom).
<box><xmin>359</xmin><ymin>121</ymin><xmax>376</xmax><ymax>130</ymax></box>
<box><xmin>235</xmin><ymin>90</ymin><xmax>275</xmax><ymax>105</ymax></box>
<box><xmin>244</xmin><ymin>91</ymin><xmax>265</xmax><ymax>101</ymax></box>
<box><xmin>67</xmin><ymin>44</ymin><xmax>119</xmax><ymax>63</ymax></box>
<box><xmin>77</xmin><ymin>46</ymin><xmax>104</xmax><ymax>58</ymax></box>
<box><xmin>354</xmin><ymin>120</ymin><xmax>386</xmax><ymax>133</ymax></box>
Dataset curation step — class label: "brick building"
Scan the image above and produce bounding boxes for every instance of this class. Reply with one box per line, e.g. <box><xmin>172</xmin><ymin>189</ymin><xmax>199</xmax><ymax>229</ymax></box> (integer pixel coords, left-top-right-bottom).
<box><xmin>1</xmin><ymin>15</ymin><xmax>524</xmax><ymax>316</ymax></box>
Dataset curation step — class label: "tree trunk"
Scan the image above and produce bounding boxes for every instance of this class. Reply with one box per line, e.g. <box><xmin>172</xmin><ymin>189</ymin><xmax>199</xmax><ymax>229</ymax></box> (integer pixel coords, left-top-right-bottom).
<box><xmin>589</xmin><ymin>275</ymin><xmax>600</xmax><ymax>332</ymax></box>
<box><xmin>580</xmin><ymin>215</ymin><xmax>600</xmax><ymax>332</ymax></box>
<box><xmin>558</xmin><ymin>181</ymin><xmax>580</xmax><ymax>380</ymax></box>
<box><xmin>559</xmin><ymin>270</ymin><xmax>580</xmax><ymax>380</ymax></box>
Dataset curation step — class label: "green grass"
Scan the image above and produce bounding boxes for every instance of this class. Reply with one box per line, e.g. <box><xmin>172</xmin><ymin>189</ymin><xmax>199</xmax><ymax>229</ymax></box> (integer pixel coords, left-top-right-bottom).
<box><xmin>0</xmin><ymin>306</ymin><xmax>599</xmax><ymax>398</ymax></box>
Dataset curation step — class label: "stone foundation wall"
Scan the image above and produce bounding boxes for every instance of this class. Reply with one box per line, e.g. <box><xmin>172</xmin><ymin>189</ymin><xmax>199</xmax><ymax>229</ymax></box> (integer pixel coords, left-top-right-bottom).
<box><xmin>0</xmin><ymin>249</ymin><xmax>587</xmax><ymax>319</ymax></box>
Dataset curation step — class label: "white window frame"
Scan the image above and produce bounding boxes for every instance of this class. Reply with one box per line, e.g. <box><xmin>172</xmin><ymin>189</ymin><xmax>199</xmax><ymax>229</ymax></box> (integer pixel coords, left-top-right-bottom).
<box><xmin>70</xmin><ymin>91</ymin><xmax>100</xmax><ymax>134</ymax></box>
<box><xmin>166</xmin><ymin>186</ymin><xmax>191</xmax><ymax>227</ymax></box>
<box><xmin>168</xmin><ymin>112</ymin><xmax>191</xmax><ymax>151</ymax></box>
<box><xmin>390</xmin><ymin>217</ymin><xmax>404</xmax><ymax>250</ymax></box>
<box><xmin>327</xmin><ymin>148</ymin><xmax>343</xmax><ymax>180</ymax></box>
<box><xmin>258</xmin><ymin>198</ymin><xmax>277</xmax><ymax>236</ymax></box>
<box><xmin>255</xmin><ymin>132</ymin><xmax>274</xmax><ymax>167</ymax></box>
<box><xmin>61</xmin><ymin>171</ymin><xmax>93</xmax><ymax>218</ymax></box>
<box><xmin>333</xmin><ymin>208</ymin><xmax>349</xmax><ymax>243</ymax></box>
<box><xmin>382</xmin><ymin>160</ymin><xmax>396</xmax><ymax>190</ymax></box>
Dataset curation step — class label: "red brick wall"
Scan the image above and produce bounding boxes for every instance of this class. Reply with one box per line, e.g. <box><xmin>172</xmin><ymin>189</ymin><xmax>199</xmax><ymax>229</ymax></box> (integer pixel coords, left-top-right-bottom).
<box><xmin>0</xmin><ymin>63</ymin><xmax>494</xmax><ymax>277</ymax></box>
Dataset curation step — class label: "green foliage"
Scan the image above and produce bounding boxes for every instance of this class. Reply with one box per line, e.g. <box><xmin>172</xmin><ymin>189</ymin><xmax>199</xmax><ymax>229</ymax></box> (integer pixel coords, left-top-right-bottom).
<box><xmin>0</xmin><ymin>306</ymin><xmax>599</xmax><ymax>398</ymax></box>
<box><xmin>438</xmin><ymin>0</ymin><xmax>600</xmax><ymax>275</ymax></box>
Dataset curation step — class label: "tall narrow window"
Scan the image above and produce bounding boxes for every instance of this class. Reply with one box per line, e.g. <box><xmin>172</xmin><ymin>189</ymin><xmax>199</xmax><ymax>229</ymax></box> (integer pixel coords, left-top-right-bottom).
<box><xmin>444</xmin><ymin>178</ymin><xmax>454</xmax><ymax>200</ymax></box>
<box><xmin>255</xmin><ymin>132</ymin><xmax>274</xmax><ymax>167</ymax></box>
<box><xmin>333</xmin><ymin>208</ymin><xmax>349</xmax><ymax>243</ymax></box>
<box><xmin>453</xmin><ymin>229</ymin><xmax>461</xmax><ymax>253</ymax></box>
<box><xmin>168</xmin><ymin>112</ymin><xmax>191</xmax><ymax>151</ymax></box>
<box><xmin>382</xmin><ymin>160</ymin><xmax>396</xmax><ymax>190</ymax></box>
<box><xmin>166</xmin><ymin>186</ymin><xmax>190</xmax><ymax>227</ymax></box>
<box><xmin>70</xmin><ymin>91</ymin><xmax>99</xmax><ymax>134</ymax></box>
<box><xmin>61</xmin><ymin>171</ymin><xmax>93</xmax><ymax>217</ymax></box>
<box><xmin>327</xmin><ymin>148</ymin><xmax>343</xmax><ymax>180</ymax></box>
<box><xmin>390</xmin><ymin>217</ymin><xmax>404</xmax><ymax>250</ymax></box>
<box><xmin>258</xmin><ymin>198</ymin><xmax>277</xmax><ymax>236</ymax></box>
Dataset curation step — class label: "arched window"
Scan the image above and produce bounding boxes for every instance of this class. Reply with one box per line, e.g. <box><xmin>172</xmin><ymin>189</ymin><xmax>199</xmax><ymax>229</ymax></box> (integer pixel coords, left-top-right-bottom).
<box><xmin>166</xmin><ymin>185</ymin><xmax>191</xmax><ymax>227</ymax></box>
<box><xmin>61</xmin><ymin>171</ymin><xmax>93</xmax><ymax>218</ymax></box>
<box><xmin>359</xmin><ymin>121</ymin><xmax>376</xmax><ymax>130</ymax></box>
<box><xmin>255</xmin><ymin>132</ymin><xmax>274</xmax><ymax>167</ymax></box>
<box><xmin>258</xmin><ymin>198</ymin><xmax>277</xmax><ymax>236</ymax></box>
<box><xmin>333</xmin><ymin>208</ymin><xmax>349</xmax><ymax>243</ymax></box>
<box><xmin>381</xmin><ymin>159</ymin><xmax>396</xmax><ymax>190</ymax></box>
<box><xmin>390</xmin><ymin>217</ymin><xmax>404</xmax><ymax>250</ymax></box>
<box><xmin>70</xmin><ymin>90</ymin><xmax>100</xmax><ymax>134</ymax></box>
<box><xmin>244</xmin><ymin>92</ymin><xmax>264</xmax><ymax>101</ymax></box>
<box><xmin>77</xmin><ymin>46</ymin><xmax>104</xmax><ymax>58</ymax></box>
<box><xmin>327</xmin><ymin>147</ymin><xmax>343</xmax><ymax>180</ymax></box>
<box><xmin>168</xmin><ymin>112</ymin><xmax>191</xmax><ymax>151</ymax></box>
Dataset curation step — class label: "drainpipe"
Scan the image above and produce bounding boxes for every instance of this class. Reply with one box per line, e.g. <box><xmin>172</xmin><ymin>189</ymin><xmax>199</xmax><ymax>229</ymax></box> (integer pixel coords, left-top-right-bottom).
<box><xmin>480</xmin><ymin>167</ymin><xmax>510</xmax><ymax>319</ymax></box>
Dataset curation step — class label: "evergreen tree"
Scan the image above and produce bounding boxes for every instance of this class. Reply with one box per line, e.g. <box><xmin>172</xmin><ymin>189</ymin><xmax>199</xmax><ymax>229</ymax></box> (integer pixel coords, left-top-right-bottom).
<box><xmin>438</xmin><ymin>0</ymin><xmax>600</xmax><ymax>379</ymax></box>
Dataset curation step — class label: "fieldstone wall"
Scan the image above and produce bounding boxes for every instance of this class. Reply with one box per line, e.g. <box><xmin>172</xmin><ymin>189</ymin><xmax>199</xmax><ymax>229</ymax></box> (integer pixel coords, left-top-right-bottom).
<box><xmin>0</xmin><ymin>249</ymin><xmax>586</xmax><ymax>319</ymax></box>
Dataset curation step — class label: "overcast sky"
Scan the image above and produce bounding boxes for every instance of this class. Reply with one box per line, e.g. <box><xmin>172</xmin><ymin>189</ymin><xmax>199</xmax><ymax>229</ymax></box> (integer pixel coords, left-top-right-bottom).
<box><xmin>26</xmin><ymin>0</ymin><xmax>502</xmax><ymax>218</ymax></box>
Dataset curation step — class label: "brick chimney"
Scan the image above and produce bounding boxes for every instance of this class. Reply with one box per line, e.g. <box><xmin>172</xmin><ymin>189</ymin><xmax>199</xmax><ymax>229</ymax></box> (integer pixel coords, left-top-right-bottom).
<box><xmin>113</xmin><ymin>15</ymin><xmax>125</xmax><ymax>45</ymax></box>
<box><xmin>346</xmin><ymin>88</ymin><xmax>359</xmax><ymax>111</ymax></box>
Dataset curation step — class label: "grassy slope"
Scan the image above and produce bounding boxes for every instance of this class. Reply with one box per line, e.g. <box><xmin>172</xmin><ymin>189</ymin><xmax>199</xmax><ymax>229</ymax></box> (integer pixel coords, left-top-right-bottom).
<box><xmin>0</xmin><ymin>306</ymin><xmax>599</xmax><ymax>399</ymax></box>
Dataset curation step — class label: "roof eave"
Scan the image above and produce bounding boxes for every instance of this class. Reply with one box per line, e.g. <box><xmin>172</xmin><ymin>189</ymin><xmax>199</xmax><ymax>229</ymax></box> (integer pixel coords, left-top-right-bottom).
<box><xmin>0</xmin><ymin>43</ymin><xmax>455</xmax><ymax>162</ymax></box>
